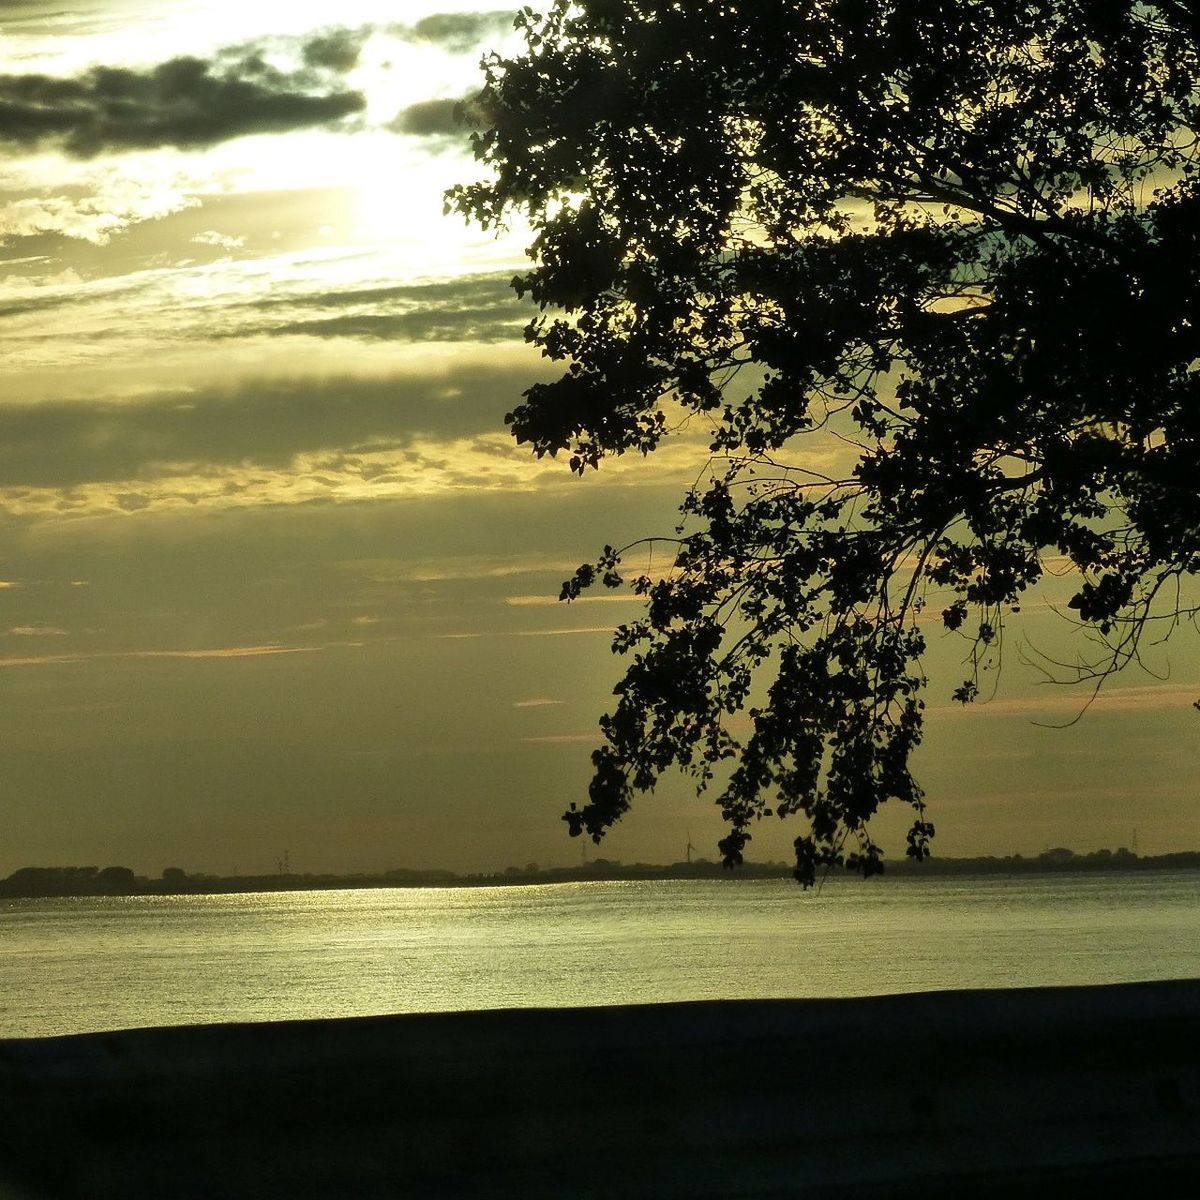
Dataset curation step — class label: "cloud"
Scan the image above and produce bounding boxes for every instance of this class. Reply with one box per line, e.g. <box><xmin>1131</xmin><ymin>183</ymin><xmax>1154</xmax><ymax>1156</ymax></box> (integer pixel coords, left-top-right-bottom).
<box><xmin>245</xmin><ymin>270</ymin><xmax>528</xmax><ymax>343</ymax></box>
<box><xmin>388</xmin><ymin>97</ymin><xmax>471</xmax><ymax>139</ymax></box>
<box><xmin>301</xmin><ymin>28</ymin><xmax>368</xmax><ymax>73</ymax></box>
<box><xmin>513</xmin><ymin>626</ymin><xmax>615</xmax><ymax>637</ymax></box>
<box><xmin>0</xmin><ymin>262</ymin><xmax>523</xmax><ymax>347</ymax></box>
<box><xmin>263</xmin><ymin>309</ymin><xmax>519</xmax><ymax>342</ymax></box>
<box><xmin>0</xmin><ymin>643</ymin><xmax>322</xmax><ymax>668</ymax></box>
<box><xmin>190</xmin><ymin>230</ymin><xmax>245</xmax><ymax>250</ymax></box>
<box><xmin>387</xmin><ymin>94</ymin><xmax>490</xmax><ymax>140</ymax></box>
<box><xmin>0</xmin><ymin>176</ymin><xmax>202</xmax><ymax>244</ymax></box>
<box><xmin>0</xmin><ymin>435</ymin><xmax>567</xmax><ymax>520</ymax></box>
<box><xmin>0</xmin><ymin>392</ymin><xmax>712</xmax><ymax>521</ymax></box>
<box><xmin>0</xmin><ymin>1</ymin><xmax>111</xmax><ymax>36</ymax></box>
<box><xmin>935</xmin><ymin>682</ymin><xmax>1200</xmax><ymax>719</ymax></box>
<box><xmin>513</xmin><ymin>697</ymin><xmax>564</xmax><ymax>708</ymax></box>
<box><xmin>0</xmin><ymin>653</ymin><xmax>83</xmax><ymax>668</ymax></box>
<box><xmin>396</xmin><ymin>12</ymin><xmax>516</xmax><ymax>54</ymax></box>
<box><xmin>254</xmin><ymin>273</ymin><xmax>517</xmax><ymax>315</ymax></box>
<box><xmin>521</xmin><ymin>732</ymin><xmax>597</xmax><ymax>745</ymax></box>
<box><xmin>504</xmin><ymin>594</ymin><xmax>638</xmax><ymax>607</ymax></box>
<box><xmin>0</xmin><ymin>53</ymin><xmax>365</xmax><ymax>157</ymax></box>
<box><xmin>7</xmin><ymin>624</ymin><xmax>68</xmax><ymax>636</ymax></box>
<box><xmin>0</xmin><ymin>481</ymin><xmax>690</xmax><ymax>693</ymax></box>
<box><xmin>0</xmin><ymin>362</ymin><xmax>535</xmax><ymax>490</ymax></box>
<box><xmin>437</xmin><ymin>626</ymin><xmax>616</xmax><ymax>639</ymax></box>
<box><xmin>131</xmin><ymin>644</ymin><xmax>319</xmax><ymax>659</ymax></box>
<box><xmin>345</xmin><ymin>553</ymin><xmax>576</xmax><ymax>584</ymax></box>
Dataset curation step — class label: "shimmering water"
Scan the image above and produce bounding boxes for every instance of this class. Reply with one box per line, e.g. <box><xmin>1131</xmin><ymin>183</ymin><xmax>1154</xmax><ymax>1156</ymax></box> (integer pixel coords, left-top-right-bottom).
<box><xmin>2</xmin><ymin>871</ymin><xmax>1197</xmax><ymax>1038</ymax></box>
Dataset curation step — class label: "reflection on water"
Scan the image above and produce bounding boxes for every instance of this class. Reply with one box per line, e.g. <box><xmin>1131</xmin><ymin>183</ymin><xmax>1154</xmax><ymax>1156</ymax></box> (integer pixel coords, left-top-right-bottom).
<box><xmin>2</xmin><ymin>871</ymin><xmax>1198</xmax><ymax>1037</ymax></box>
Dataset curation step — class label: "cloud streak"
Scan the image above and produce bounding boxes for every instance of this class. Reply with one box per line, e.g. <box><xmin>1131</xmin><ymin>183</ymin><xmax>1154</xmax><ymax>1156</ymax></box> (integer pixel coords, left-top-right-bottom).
<box><xmin>131</xmin><ymin>644</ymin><xmax>319</xmax><ymax>660</ymax></box>
<box><xmin>247</xmin><ymin>271</ymin><xmax>526</xmax><ymax>343</ymax></box>
<box><xmin>521</xmin><ymin>732</ymin><xmax>597</xmax><ymax>745</ymax></box>
<box><xmin>935</xmin><ymin>682</ymin><xmax>1200</xmax><ymax>719</ymax></box>
<box><xmin>437</xmin><ymin>626</ymin><xmax>616</xmax><ymax>639</ymax></box>
<box><xmin>0</xmin><ymin>643</ymin><xmax>322</xmax><ymax>668</ymax></box>
<box><xmin>0</xmin><ymin>653</ymin><xmax>83</xmax><ymax>668</ymax></box>
<box><xmin>505</xmin><ymin>593</ymin><xmax>638</xmax><ymax>607</ymax></box>
<box><xmin>0</xmin><ymin>266</ymin><xmax>527</xmax><ymax>350</ymax></box>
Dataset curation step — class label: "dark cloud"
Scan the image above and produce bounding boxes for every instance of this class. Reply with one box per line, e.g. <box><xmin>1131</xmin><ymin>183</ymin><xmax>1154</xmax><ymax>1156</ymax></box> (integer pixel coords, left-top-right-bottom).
<box><xmin>0</xmin><ymin>364</ymin><xmax>540</xmax><ymax>488</ymax></box>
<box><xmin>256</xmin><ymin>273</ymin><xmax>517</xmax><ymax>313</ymax></box>
<box><xmin>247</xmin><ymin>271</ymin><xmax>526</xmax><ymax>342</ymax></box>
<box><xmin>0</xmin><ymin>52</ymin><xmax>365</xmax><ymax>157</ymax></box>
<box><xmin>398</xmin><ymin>11</ymin><xmax>516</xmax><ymax>54</ymax></box>
<box><xmin>388</xmin><ymin>97</ymin><xmax>459</xmax><ymax>138</ymax></box>
<box><xmin>265</xmin><ymin>310</ymin><xmax>518</xmax><ymax>341</ymax></box>
<box><xmin>301</xmin><ymin>28</ymin><xmax>368</xmax><ymax>73</ymax></box>
<box><xmin>0</xmin><ymin>291</ymin><xmax>74</xmax><ymax>319</ymax></box>
<box><xmin>387</xmin><ymin>94</ymin><xmax>485</xmax><ymax>139</ymax></box>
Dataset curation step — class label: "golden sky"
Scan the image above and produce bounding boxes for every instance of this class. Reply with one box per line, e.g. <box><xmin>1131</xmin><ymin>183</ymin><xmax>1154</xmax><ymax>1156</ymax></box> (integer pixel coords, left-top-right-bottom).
<box><xmin>0</xmin><ymin>0</ymin><xmax>1196</xmax><ymax>876</ymax></box>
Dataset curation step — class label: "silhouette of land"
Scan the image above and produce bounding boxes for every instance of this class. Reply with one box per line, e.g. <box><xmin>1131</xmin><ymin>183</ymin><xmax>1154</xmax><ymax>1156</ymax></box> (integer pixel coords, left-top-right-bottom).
<box><xmin>2</xmin><ymin>980</ymin><xmax>1198</xmax><ymax>1198</ymax></box>
<box><xmin>2</xmin><ymin>847</ymin><xmax>1198</xmax><ymax>898</ymax></box>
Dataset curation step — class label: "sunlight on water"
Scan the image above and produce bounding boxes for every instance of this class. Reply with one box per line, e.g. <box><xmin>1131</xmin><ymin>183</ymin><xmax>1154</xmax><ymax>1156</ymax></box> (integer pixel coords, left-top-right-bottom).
<box><xmin>2</xmin><ymin>872</ymin><xmax>1198</xmax><ymax>1037</ymax></box>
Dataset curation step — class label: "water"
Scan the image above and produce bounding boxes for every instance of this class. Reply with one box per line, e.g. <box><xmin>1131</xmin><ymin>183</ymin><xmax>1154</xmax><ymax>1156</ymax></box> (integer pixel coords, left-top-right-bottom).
<box><xmin>2</xmin><ymin>871</ymin><xmax>1197</xmax><ymax>1038</ymax></box>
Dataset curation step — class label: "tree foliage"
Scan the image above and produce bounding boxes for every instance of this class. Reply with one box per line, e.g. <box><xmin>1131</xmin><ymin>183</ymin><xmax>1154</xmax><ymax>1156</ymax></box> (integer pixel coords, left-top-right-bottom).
<box><xmin>450</xmin><ymin>0</ymin><xmax>1200</xmax><ymax>885</ymax></box>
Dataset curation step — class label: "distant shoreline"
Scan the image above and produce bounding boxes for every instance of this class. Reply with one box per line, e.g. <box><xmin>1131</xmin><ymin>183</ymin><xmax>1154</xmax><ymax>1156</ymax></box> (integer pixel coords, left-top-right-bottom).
<box><xmin>2</xmin><ymin>848</ymin><xmax>1198</xmax><ymax>899</ymax></box>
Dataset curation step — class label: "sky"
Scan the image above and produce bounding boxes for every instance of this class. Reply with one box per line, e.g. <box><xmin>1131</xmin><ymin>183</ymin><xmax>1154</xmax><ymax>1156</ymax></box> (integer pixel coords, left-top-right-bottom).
<box><xmin>0</xmin><ymin>1</ymin><xmax>1196</xmax><ymax>878</ymax></box>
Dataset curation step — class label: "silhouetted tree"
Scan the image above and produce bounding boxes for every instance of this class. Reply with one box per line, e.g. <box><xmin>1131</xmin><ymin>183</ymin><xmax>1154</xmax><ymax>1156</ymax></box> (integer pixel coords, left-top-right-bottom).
<box><xmin>452</xmin><ymin>0</ymin><xmax>1200</xmax><ymax>884</ymax></box>
<box><xmin>97</xmin><ymin>865</ymin><xmax>136</xmax><ymax>893</ymax></box>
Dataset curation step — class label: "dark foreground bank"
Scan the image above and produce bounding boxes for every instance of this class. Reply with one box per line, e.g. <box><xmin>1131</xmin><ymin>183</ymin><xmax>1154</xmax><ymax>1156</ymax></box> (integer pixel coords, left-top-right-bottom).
<box><xmin>1</xmin><ymin>981</ymin><xmax>1198</xmax><ymax>1199</ymax></box>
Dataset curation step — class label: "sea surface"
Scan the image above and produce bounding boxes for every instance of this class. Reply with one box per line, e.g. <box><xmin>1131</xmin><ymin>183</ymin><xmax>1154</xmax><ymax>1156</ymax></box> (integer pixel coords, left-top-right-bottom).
<box><xmin>2</xmin><ymin>871</ymin><xmax>1198</xmax><ymax>1039</ymax></box>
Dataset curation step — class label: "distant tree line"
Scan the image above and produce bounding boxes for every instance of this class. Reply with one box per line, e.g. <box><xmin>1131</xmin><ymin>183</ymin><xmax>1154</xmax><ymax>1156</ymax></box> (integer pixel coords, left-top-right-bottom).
<box><xmin>1</xmin><ymin>849</ymin><xmax>1199</xmax><ymax>897</ymax></box>
<box><xmin>0</xmin><ymin>866</ymin><xmax>139</xmax><ymax>897</ymax></box>
<box><xmin>883</xmin><ymin>846</ymin><xmax>1192</xmax><ymax>876</ymax></box>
